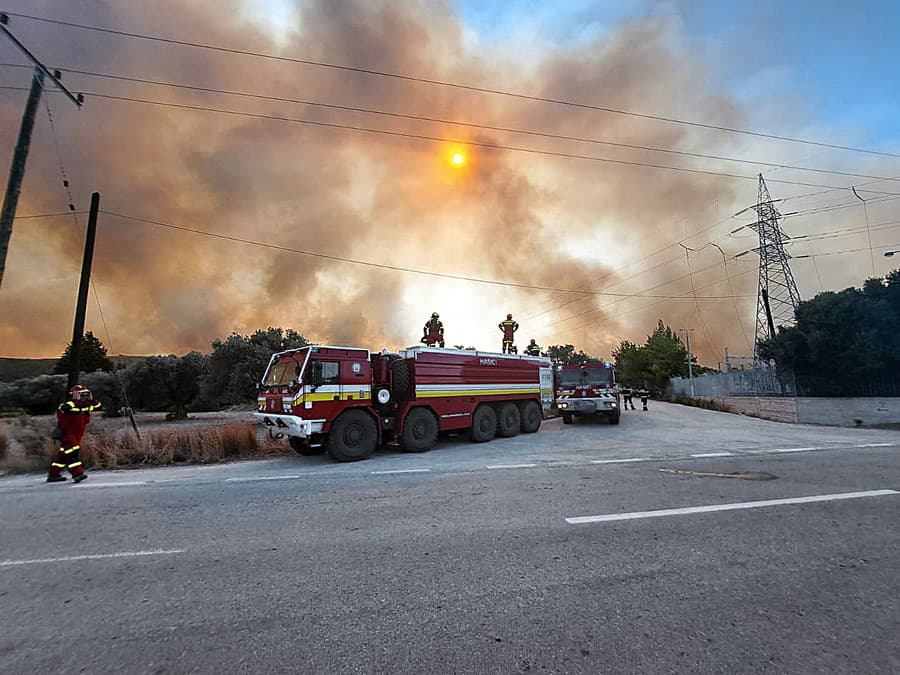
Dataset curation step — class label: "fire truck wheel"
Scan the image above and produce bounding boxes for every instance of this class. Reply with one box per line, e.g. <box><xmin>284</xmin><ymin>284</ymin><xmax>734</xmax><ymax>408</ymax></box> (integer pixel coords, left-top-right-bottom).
<box><xmin>609</xmin><ymin>410</ymin><xmax>621</xmax><ymax>425</ymax></box>
<box><xmin>391</xmin><ymin>359</ymin><xmax>411</xmax><ymax>400</ymax></box>
<box><xmin>327</xmin><ymin>409</ymin><xmax>377</xmax><ymax>462</ymax></box>
<box><xmin>496</xmin><ymin>402</ymin><xmax>521</xmax><ymax>437</ymax></box>
<box><xmin>562</xmin><ymin>412</ymin><xmax>573</xmax><ymax>424</ymax></box>
<box><xmin>400</xmin><ymin>407</ymin><xmax>438</xmax><ymax>453</ymax></box>
<box><xmin>289</xmin><ymin>437</ymin><xmax>325</xmax><ymax>455</ymax></box>
<box><xmin>518</xmin><ymin>401</ymin><xmax>542</xmax><ymax>434</ymax></box>
<box><xmin>469</xmin><ymin>405</ymin><xmax>497</xmax><ymax>443</ymax></box>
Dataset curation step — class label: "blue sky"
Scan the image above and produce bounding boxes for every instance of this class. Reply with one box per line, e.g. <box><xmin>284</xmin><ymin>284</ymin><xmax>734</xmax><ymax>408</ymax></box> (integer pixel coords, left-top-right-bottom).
<box><xmin>455</xmin><ymin>0</ymin><xmax>900</xmax><ymax>147</ymax></box>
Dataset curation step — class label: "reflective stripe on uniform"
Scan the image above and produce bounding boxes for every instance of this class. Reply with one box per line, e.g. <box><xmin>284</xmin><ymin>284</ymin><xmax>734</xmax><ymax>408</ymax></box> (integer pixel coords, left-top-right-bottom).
<box><xmin>62</xmin><ymin>445</ymin><xmax>80</xmax><ymax>454</ymax></box>
<box><xmin>68</xmin><ymin>461</ymin><xmax>83</xmax><ymax>468</ymax></box>
<box><xmin>51</xmin><ymin>462</ymin><xmax>66</xmax><ymax>468</ymax></box>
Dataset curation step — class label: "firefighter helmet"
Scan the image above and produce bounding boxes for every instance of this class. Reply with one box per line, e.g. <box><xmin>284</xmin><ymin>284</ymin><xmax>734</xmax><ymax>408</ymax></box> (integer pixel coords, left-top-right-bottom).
<box><xmin>69</xmin><ymin>384</ymin><xmax>92</xmax><ymax>403</ymax></box>
<box><xmin>431</xmin><ymin>312</ymin><xmax>439</xmax><ymax>318</ymax></box>
<box><xmin>506</xmin><ymin>313</ymin><xmax>513</xmax><ymax>320</ymax></box>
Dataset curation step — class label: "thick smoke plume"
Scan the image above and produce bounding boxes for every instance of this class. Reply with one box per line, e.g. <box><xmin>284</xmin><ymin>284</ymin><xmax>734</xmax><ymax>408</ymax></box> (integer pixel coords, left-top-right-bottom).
<box><xmin>0</xmin><ymin>0</ymin><xmax>891</xmax><ymax>364</ymax></box>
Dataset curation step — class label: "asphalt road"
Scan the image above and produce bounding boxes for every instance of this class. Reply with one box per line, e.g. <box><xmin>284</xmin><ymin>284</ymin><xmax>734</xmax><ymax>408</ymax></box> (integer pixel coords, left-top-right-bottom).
<box><xmin>1</xmin><ymin>403</ymin><xmax>898</xmax><ymax>673</ymax></box>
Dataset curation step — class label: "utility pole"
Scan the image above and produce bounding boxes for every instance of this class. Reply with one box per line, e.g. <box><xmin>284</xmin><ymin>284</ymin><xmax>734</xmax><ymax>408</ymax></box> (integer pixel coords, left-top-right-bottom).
<box><xmin>68</xmin><ymin>192</ymin><xmax>100</xmax><ymax>389</ymax></box>
<box><xmin>0</xmin><ymin>13</ymin><xmax>83</xmax><ymax>290</ymax></box>
<box><xmin>679</xmin><ymin>328</ymin><xmax>695</xmax><ymax>396</ymax></box>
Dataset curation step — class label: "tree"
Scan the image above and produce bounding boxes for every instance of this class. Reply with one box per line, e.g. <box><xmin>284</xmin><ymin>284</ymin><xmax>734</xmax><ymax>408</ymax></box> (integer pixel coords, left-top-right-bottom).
<box><xmin>612</xmin><ymin>320</ymin><xmax>691</xmax><ymax>389</ymax></box>
<box><xmin>203</xmin><ymin>327</ymin><xmax>308</xmax><ymax>406</ymax></box>
<box><xmin>758</xmin><ymin>270</ymin><xmax>900</xmax><ymax>381</ymax></box>
<box><xmin>54</xmin><ymin>331</ymin><xmax>114</xmax><ymax>375</ymax></box>
<box><xmin>545</xmin><ymin>344</ymin><xmax>601</xmax><ymax>365</ymax></box>
<box><xmin>126</xmin><ymin>352</ymin><xmax>207</xmax><ymax>419</ymax></box>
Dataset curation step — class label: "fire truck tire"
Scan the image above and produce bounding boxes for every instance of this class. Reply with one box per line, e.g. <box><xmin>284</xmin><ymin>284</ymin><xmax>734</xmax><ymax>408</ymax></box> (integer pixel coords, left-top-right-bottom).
<box><xmin>609</xmin><ymin>410</ymin><xmax>621</xmax><ymax>425</ymax></box>
<box><xmin>469</xmin><ymin>405</ymin><xmax>497</xmax><ymax>443</ymax></box>
<box><xmin>391</xmin><ymin>359</ymin><xmax>411</xmax><ymax>400</ymax></box>
<box><xmin>562</xmin><ymin>412</ymin><xmax>573</xmax><ymax>424</ymax></box>
<box><xmin>400</xmin><ymin>407</ymin><xmax>438</xmax><ymax>453</ymax></box>
<box><xmin>518</xmin><ymin>401</ymin><xmax>542</xmax><ymax>433</ymax></box>
<box><xmin>496</xmin><ymin>402</ymin><xmax>521</xmax><ymax>437</ymax></box>
<box><xmin>289</xmin><ymin>436</ymin><xmax>325</xmax><ymax>455</ymax></box>
<box><xmin>327</xmin><ymin>409</ymin><xmax>377</xmax><ymax>462</ymax></box>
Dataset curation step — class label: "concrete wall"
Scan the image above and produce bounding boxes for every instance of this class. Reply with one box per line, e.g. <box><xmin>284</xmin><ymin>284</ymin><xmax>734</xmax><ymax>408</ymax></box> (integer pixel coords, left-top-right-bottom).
<box><xmin>796</xmin><ymin>397</ymin><xmax>900</xmax><ymax>427</ymax></box>
<box><xmin>687</xmin><ymin>396</ymin><xmax>900</xmax><ymax>427</ymax></box>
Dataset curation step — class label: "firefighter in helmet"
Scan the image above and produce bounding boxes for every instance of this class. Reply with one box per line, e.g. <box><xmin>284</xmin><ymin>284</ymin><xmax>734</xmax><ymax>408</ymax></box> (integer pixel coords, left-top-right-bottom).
<box><xmin>524</xmin><ymin>338</ymin><xmax>541</xmax><ymax>356</ymax></box>
<box><xmin>421</xmin><ymin>312</ymin><xmax>445</xmax><ymax>348</ymax></box>
<box><xmin>620</xmin><ymin>385</ymin><xmax>636</xmax><ymax>411</ymax></box>
<box><xmin>499</xmin><ymin>313</ymin><xmax>519</xmax><ymax>354</ymax></box>
<box><xmin>637</xmin><ymin>386</ymin><xmax>650</xmax><ymax>411</ymax></box>
<box><xmin>47</xmin><ymin>384</ymin><xmax>101</xmax><ymax>483</ymax></box>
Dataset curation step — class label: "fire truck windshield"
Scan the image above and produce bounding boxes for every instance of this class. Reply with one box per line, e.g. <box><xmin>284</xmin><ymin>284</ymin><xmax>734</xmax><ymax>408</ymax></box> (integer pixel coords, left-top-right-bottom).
<box><xmin>558</xmin><ymin>367</ymin><xmax>612</xmax><ymax>387</ymax></box>
<box><xmin>264</xmin><ymin>356</ymin><xmax>303</xmax><ymax>387</ymax></box>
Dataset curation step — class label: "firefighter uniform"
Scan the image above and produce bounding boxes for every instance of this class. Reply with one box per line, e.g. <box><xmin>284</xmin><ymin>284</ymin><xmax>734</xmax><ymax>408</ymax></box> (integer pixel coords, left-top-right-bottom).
<box><xmin>499</xmin><ymin>314</ymin><xmax>519</xmax><ymax>354</ymax></box>
<box><xmin>621</xmin><ymin>387</ymin><xmax>635</xmax><ymax>410</ymax></box>
<box><xmin>524</xmin><ymin>339</ymin><xmax>541</xmax><ymax>356</ymax></box>
<box><xmin>421</xmin><ymin>313</ymin><xmax>445</xmax><ymax>348</ymax></box>
<box><xmin>637</xmin><ymin>388</ymin><xmax>650</xmax><ymax>411</ymax></box>
<box><xmin>47</xmin><ymin>385</ymin><xmax>101</xmax><ymax>483</ymax></box>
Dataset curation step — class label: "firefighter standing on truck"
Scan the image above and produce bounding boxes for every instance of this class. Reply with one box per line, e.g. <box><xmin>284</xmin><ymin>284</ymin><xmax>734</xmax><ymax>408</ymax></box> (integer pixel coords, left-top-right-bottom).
<box><xmin>421</xmin><ymin>312</ymin><xmax>445</xmax><ymax>348</ymax></box>
<box><xmin>524</xmin><ymin>339</ymin><xmax>541</xmax><ymax>356</ymax></box>
<box><xmin>499</xmin><ymin>314</ymin><xmax>519</xmax><ymax>354</ymax></box>
<box><xmin>47</xmin><ymin>385</ymin><xmax>101</xmax><ymax>483</ymax></box>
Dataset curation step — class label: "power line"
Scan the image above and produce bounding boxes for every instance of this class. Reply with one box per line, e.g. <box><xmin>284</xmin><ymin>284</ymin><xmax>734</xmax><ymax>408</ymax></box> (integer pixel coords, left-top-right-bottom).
<box><xmin>14</xmin><ymin>209</ymin><xmax>89</xmax><ymax>219</ymax></box>
<box><xmin>541</xmin><ymin>254</ymin><xmax>755</xmax><ymax>330</ymax></box>
<box><xmin>0</xmin><ymin>86</ymin><xmax>860</xmax><ymax>191</ymax></box>
<box><xmin>793</xmin><ymin>241</ymin><xmax>900</xmax><ymax>259</ymax></box>
<box><xmin>99</xmin><ymin>208</ymin><xmax>752</xmax><ymax>300</ymax></box>
<box><xmin>7</xmin><ymin>10</ymin><xmax>900</xmax><ymax>160</ymax></box>
<box><xmin>554</xmin><ymin>266</ymin><xmax>759</xmax><ymax>336</ymax></box>
<box><xmin>2</xmin><ymin>62</ymin><xmax>897</xmax><ymax>185</ymax></box>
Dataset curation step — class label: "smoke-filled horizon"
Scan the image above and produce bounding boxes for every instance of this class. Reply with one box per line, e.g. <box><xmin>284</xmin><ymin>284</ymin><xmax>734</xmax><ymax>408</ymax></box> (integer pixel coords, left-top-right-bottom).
<box><xmin>1</xmin><ymin>0</ymin><xmax>898</xmax><ymax>364</ymax></box>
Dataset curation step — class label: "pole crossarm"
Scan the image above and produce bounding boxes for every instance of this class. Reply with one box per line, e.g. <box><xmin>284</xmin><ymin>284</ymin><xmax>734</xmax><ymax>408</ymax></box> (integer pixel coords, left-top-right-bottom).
<box><xmin>0</xmin><ymin>13</ymin><xmax>83</xmax><ymax>107</ymax></box>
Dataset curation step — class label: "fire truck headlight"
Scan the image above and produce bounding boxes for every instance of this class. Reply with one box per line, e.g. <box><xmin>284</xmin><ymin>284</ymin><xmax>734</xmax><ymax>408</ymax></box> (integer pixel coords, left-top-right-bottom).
<box><xmin>611</xmin><ymin>402</ymin><xmax>617</xmax><ymax>408</ymax></box>
<box><xmin>558</xmin><ymin>402</ymin><xmax>567</xmax><ymax>409</ymax></box>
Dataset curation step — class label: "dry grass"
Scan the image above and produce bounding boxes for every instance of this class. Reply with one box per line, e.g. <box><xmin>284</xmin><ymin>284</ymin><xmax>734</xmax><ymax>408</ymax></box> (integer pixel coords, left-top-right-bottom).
<box><xmin>0</xmin><ymin>416</ymin><xmax>291</xmax><ymax>474</ymax></box>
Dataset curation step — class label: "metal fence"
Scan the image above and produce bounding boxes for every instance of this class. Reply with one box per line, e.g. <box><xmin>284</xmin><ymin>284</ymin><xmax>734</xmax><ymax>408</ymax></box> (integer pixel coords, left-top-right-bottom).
<box><xmin>671</xmin><ymin>367</ymin><xmax>900</xmax><ymax>398</ymax></box>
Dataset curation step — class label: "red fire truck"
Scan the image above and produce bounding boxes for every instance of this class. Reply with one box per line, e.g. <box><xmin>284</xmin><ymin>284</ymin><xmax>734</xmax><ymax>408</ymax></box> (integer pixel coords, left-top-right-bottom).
<box><xmin>255</xmin><ymin>345</ymin><xmax>555</xmax><ymax>462</ymax></box>
<box><xmin>554</xmin><ymin>362</ymin><xmax>620</xmax><ymax>425</ymax></box>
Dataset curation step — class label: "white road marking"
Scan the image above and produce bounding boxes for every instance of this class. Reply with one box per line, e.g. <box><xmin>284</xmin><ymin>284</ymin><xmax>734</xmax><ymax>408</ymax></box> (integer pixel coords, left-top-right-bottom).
<box><xmin>0</xmin><ymin>549</ymin><xmax>184</xmax><ymax>568</ymax></box>
<box><xmin>566</xmin><ymin>489</ymin><xmax>899</xmax><ymax>525</ymax></box>
<box><xmin>691</xmin><ymin>452</ymin><xmax>733</xmax><ymax>458</ymax></box>
<box><xmin>767</xmin><ymin>447</ymin><xmax>823</xmax><ymax>453</ymax></box>
<box><xmin>855</xmin><ymin>442</ymin><xmax>895</xmax><ymax>448</ymax></box>
<box><xmin>79</xmin><ymin>480</ymin><xmax>148</xmax><ymax>488</ymax></box>
<box><xmin>225</xmin><ymin>474</ymin><xmax>305</xmax><ymax>483</ymax></box>
<box><xmin>371</xmin><ymin>469</ymin><xmax>431</xmax><ymax>475</ymax></box>
<box><xmin>590</xmin><ymin>458</ymin><xmax>653</xmax><ymax>464</ymax></box>
<box><xmin>486</xmin><ymin>463</ymin><xmax>538</xmax><ymax>469</ymax></box>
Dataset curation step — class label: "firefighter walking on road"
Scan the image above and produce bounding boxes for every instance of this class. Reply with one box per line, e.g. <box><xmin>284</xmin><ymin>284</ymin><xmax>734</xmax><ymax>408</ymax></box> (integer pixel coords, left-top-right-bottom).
<box><xmin>621</xmin><ymin>386</ymin><xmax>635</xmax><ymax>410</ymax></box>
<box><xmin>421</xmin><ymin>312</ymin><xmax>445</xmax><ymax>348</ymax></box>
<box><xmin>637</xmin><ymin>387</ymin><xmax>650</xmax><ymax>411</ymax></box>
<box><xmin>524</xmin><ymin>339</ymin><xmax>541</xmax><ymax>356</ymax></box>
<box><xmin>499</xmin><ymin>314</ymin><xmax>519</xmax><ymax>354</ymax></box>
<box><xmin>47</xmin><ymin>385</ymin><xmax>101</xmax><ymax>483</ymax></box>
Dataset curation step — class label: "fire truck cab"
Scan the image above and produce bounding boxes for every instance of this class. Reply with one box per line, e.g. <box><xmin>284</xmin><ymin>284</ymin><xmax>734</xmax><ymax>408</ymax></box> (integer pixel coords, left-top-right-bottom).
<box><xmin>554</xmin><ymin>362</ymin><xmax>620</xmax><ymax>425</ymax></box>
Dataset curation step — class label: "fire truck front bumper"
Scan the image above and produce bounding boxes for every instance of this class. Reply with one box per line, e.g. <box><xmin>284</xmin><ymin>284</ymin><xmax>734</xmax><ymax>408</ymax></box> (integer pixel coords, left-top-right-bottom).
<box><xmin>255</xmin><ymin>413</ymin><xmax>325</xmax><ymax>438</ymax></box>
<box><xmin>557</xmin><ymin>398</ymin><xmax>618</xmax><ymax>413</ymax></box>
